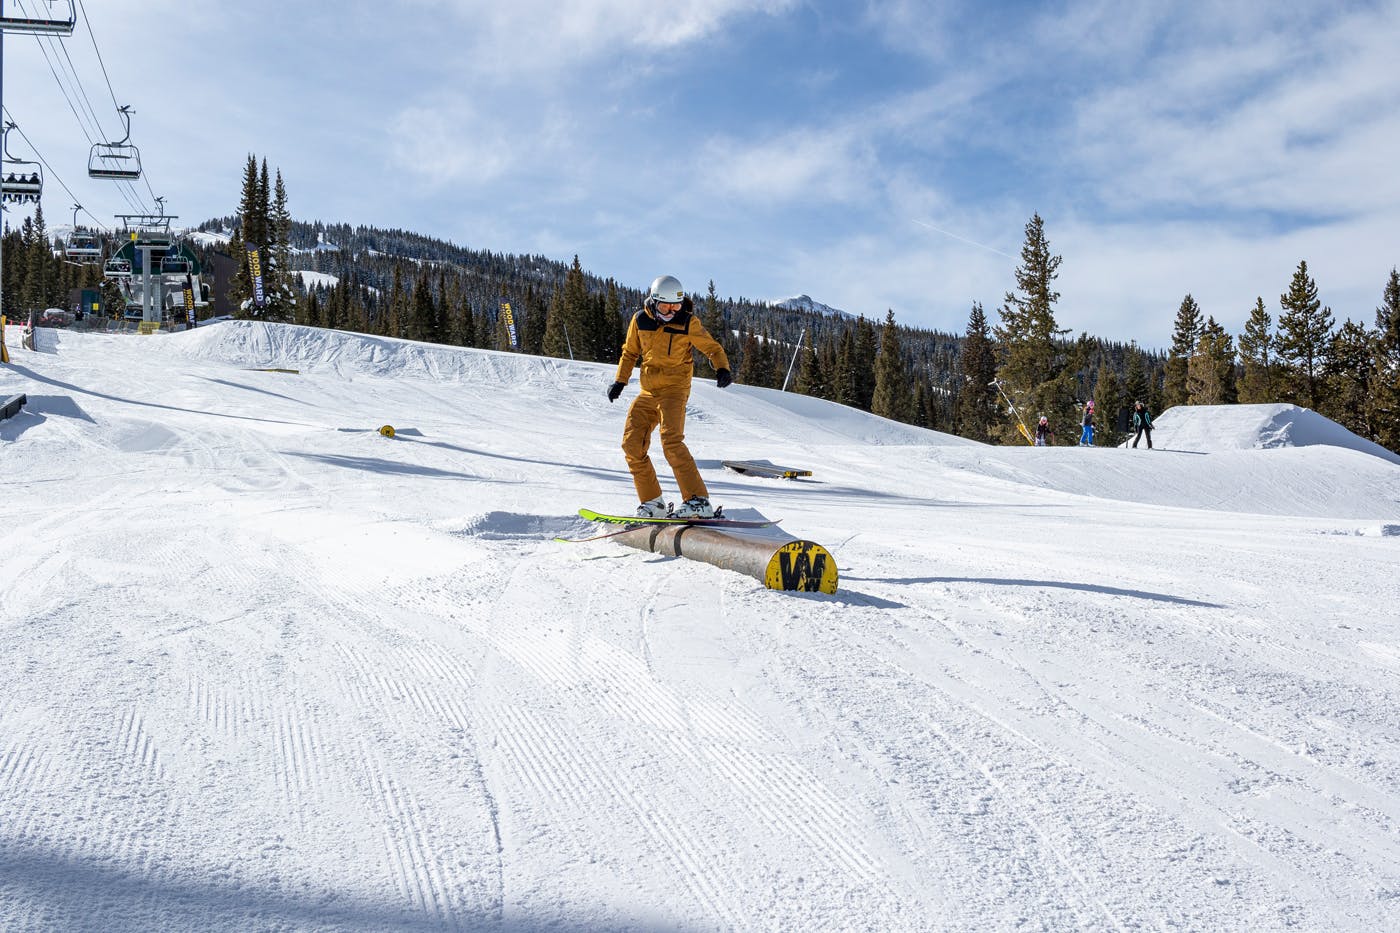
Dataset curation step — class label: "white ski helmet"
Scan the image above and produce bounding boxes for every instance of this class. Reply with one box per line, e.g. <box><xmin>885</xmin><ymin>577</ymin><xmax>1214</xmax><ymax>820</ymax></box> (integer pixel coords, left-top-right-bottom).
<box><xmin>646</xmin><ymin>275</ymin><xmax>685</xmax><ymax>306</ymax></box>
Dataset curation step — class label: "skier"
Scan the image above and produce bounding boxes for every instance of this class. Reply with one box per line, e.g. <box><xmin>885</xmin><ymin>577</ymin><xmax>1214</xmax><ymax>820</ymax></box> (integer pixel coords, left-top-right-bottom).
<box><xmin>607</xmin><ymin>275</ymin><xmax>732</xmax><ymax>518</ymax></box>
<box><xmin>1131</xmin><ymin>400</ymin><xmax>1153</xmax><ymax>449</ymax></box>
<box><xmin>1079</xmin><ymin>400</ymin><xmax>1095</xmax><ymax>446</ymax></box>
<box><xmin>1034</xmin><ymin>415</ymin><xmax>1054</xmax><ymax>446</ymax></box>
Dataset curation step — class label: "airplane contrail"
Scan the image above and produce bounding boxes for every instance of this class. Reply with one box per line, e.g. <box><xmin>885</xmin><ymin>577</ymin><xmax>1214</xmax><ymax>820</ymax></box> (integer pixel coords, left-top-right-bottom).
<box><xmin>911</xmin><ymin>218</ymin><xmax>1015</xmax><ymax>260</ymax></box>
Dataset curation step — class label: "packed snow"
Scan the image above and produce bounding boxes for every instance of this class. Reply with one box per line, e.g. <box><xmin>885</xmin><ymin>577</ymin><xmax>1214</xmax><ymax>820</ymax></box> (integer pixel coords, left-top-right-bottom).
<box><xmin>2</xmin><ymin>322</ymin><xmax>1399</xmax><ymax>931</ymax></box>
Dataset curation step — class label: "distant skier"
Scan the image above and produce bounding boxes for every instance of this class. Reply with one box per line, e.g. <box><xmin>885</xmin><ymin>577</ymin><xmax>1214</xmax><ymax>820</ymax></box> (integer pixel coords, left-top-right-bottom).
<box><xmin>1079</xmin><ymin>400</ymin><xmax>1095</xmax><ymax>446</ymax></box>
<box><xmin>1034</xmin><ymin>415</ymin><xmax>1054</xmax><ymax>446</ymax></box>
<box><xmin>607</xmin><ymin>275</ymin><xmax>732</xmax><ymax>519</ymax></box>
<box><xmin>1131</xmin><ymin>401</ymin><xmax>1153</xmax><ymax>449</ymax></box>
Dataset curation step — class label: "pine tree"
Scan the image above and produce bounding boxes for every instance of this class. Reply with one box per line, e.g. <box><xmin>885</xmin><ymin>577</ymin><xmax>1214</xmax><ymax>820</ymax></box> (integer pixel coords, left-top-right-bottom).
<box><xmin>521</xmin><ymin>289</ymin><xmax>548</xmax><ymax>356</ymax></box>
<box><xmin>405</xmin><ymin>274</ymin><xmax>436</xmax><ymax>342</ymax></box>
<box><xmin>229</xmin><ymin>156</ymin><xmax>262</xmax><ymax>317</ymax></box>
<box><xmin>699</xmin><ymin>280</ymin><xmax>727</xmax><ymax>378</ymax></box>
<box><xmin>22</xmin><ymin>205</ymin><xmax>49</xmax><ymax>315</ymax></box>
<box><xmin>1163</xmin><ymin>294</ymin><xmax>1203</xmax><ymax>408</ymax></box>
<box><xmin>1276</xmin><ymin>260</ymin><xmax>1334</xmax><ymax>409</ymax></box>
<box><xmin>1092</xmin><ymin>358</ymin><xmax>1125</xmax><ymax>446</ymax></box>
<box><xmin>851</xmin><ymin>316</ymin><xmax>878</xmax><ymax>411</ymax></box>
<box><xmin>262</xmin><ymin>169</ymin><xmax>296</xmax><ymax>322</ymax></box>
<box><xmin>872</xmin><ymin>310</ymin><xmax>915</xmax><ymax>421</ymax></box>
<box><xmin>1121</xmin><ymin>344</ymin><xmax>1150</xmax><ymax>432</ymax></box>
<box><xmin>1366</xmin><ymin>269</ymin><xmax>1400</xmax><ymax>452</ymax></box>
<box><xmin>829</xmin><ymin>328</ymin><xmax>857</xmax><ymax>406</ymax></box>
<box><xmin>1237</xmin><ymin>297</ymin><xmax>1275</xmax><ymax>404</ymax></box>
<box><xmin>542</xmin><ymin>256</ymin><xmax>588</xmax><ymax>359</ymax></box>
<box><xmin>603</xmin><ymin>280</ymin><xmax>624</xmax><ymax>361</ymax></box>
<box><xmin>793</xmin><ymin>345</ymin><xmax>825</xmax><ymax>398</ymax></box>
<box><xmin>994</xmin><ymin>213</ymin><xmax>1071</xmax><ymax>441</ymax></box>
<box><xmin>1187</xmin><ymin>317</ymin><xmax>1236</xmax><ymax>406</ymax></box>
<box><xmin>385</xmin><ymin>265</ymin><xmax>405</xmax><ymax>338</ymax></box>
<box><xmin>1323</xmin><ymin>319</ymin><xmax>1374</xmax><ymax>438</ymax></box>
<box><xmin>955</xmin><ymin>301</ymin><xmax>997</xmax><ymax>443</ymax></box>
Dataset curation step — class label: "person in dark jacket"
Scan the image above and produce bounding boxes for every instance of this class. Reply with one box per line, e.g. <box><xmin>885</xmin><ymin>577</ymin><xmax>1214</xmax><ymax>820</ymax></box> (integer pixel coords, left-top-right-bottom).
<box><xmin>1079</xmin><ymin>400</ymin><xmax>1095</xmax><ymax>446</ymax></box>
<box><xmin>608</xmin><ymin>275</ymin><xmax>732</xmax><ymax>518</ymax></box>
<box><xmin>1034</xmin><ymin>415</ymin><xmax>1054</xmax><ymax>446</ymax></box>
<box><xmin>1131</xmin><ymin>400</ymin><xmax>1153</xmax><ymax>449</ymax></box>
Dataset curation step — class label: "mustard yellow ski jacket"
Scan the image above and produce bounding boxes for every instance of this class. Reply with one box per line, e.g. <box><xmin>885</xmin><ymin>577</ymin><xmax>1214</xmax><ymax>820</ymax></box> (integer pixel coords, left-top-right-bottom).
<box><xmin>614</xmin><ymin>302</ymin><xmax>729</xmax><ymax>394</ymax></box>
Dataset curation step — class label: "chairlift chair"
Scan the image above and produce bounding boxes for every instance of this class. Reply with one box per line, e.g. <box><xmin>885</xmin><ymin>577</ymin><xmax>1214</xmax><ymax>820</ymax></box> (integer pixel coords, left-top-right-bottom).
<box><xmin>65</xmin><ymin>204</ymin><xmax>103</xmax><ymax>260</ymax></box>
<box><xmin>0</xmin><ymin>0</ymin><xmax>76</xmax><ymax>35</ymax></box>
<box><xmin>103</xmin><ymin>257</ymin><xmax>132</xmax><ymax>278</ymax></box>
<box><xmin>66</xmin><ymin>231</ymin><xmax>101</xmax><ymax>259</ymax></box>
<box><xmin>89</xmin><ymin>106</ymin><xmax>143</xmax><ymax>181</ymax></box>
<box><xmin>2</xmin><ymin>122</ymin><xmax>43</xmax><ymax>204</ymax></box>
<box><xmin>160</xmin><ymin>254</ymin><xmax>192</xmax><ymax>276</ymax></box>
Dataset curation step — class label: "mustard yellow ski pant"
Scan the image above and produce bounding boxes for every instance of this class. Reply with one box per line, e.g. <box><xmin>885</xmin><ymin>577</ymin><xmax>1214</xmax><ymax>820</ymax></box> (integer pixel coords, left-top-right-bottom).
<box><xmin>621</xmin><ymin>388</ymin><xmax>708</xmax><ymax>504</ymax></box>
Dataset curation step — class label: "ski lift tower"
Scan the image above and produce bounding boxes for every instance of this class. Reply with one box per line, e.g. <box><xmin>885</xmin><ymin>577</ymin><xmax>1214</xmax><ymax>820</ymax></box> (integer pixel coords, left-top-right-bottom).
<box><xmin>0</xmin><ymin>2</ymin><xmax>75</xmax><ymax>331</ymax></box>
<box><xmin>115</xmin><ymin>203</ymin><xmax>177</xmax><ymax>324</ymax></box>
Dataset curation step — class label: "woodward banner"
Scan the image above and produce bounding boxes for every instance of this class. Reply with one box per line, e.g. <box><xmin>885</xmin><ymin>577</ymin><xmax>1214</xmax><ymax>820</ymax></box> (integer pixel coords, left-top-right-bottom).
<box><xmin>247</xmin><ymin>246</ymin><xmax>266</xmax><ymax>308</ymax></box>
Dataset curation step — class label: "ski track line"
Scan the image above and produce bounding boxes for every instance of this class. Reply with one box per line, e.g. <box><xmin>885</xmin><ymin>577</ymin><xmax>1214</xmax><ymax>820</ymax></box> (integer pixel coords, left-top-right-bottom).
<box><xmin>700</xmin><ymin>741</ymin><xmax>883</xmax><ymax>885</ymax></box>
<box><xmin>922</xmin><ymin>712</ymin><xmax>1123</xmax><ymax>932</ymax></box>
<box><xmin>475</xmin><ymin>569</ymin><xmax>895</xmax><ymax>925</ymax></box>
<box><xmin>969</xmin><ymin>595</ymin><xmax>1400</xmax><ymax>915</ymax></box>
<box><xmin>114</xmin><ymin>706</ymin><xmax>163</xmax><ymax>781</ymax></box>
<box><xmin>686</xmin><ymin>694</ymin><xmax>770</xmax><ymax>747</ymax></box>
<box><xmin>488</xmin><ymin>701</ymin><xmax>742</xmax><ymax>930</ymax></box>
<box><xmin>361</xmin><ymin>748</ymin><xmax>468</xmax><ymax>929</ymax></box>
<box><xmin>330</xmin><ymin>638</ymin><xmax>505</xmax><ymax>925</ymax></box>
<box><xmin>331</xmin><ymin>640</ymin><xmax>474</xmax><ymax>735</ymax></box>
<box><xmin>0</xmin><ymin>739</ymin><xmax>59</xmax><ymax>846</ymax></box>
<box><xmin>638</xmin><ymin>803</ymin><xmax>747</xmax><ymax>931</ymax></box>
<box><xmin>905</xmin><ymin>595</ymin><xmax>1360</xmax><ymax>928</ymax></box>
<box><xmin>187</xmin><ymin>676</ymin><xmax>240</xmax><ymax>741</ymax></box>
<box><xmin>785</xmin><ymin>612</ymin><xmax>1122</xmax><ymax>930</ymax></box>
<box><xmin>272</xmin><ymin>702</ymin><xmax>325</xmax><ymax>824</ymax></box>
<box><xmin>483</xmin><ymin>704</ymin><xmax>590</xmax><ymax>813</ymax></box>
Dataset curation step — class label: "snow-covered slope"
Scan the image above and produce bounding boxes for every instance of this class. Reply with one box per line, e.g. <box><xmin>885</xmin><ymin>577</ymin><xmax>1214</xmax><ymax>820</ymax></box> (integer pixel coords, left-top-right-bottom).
<box><xmin>1152</xmin><ymin>402</ymin><xmax>1400</xmax><ymax>465</ymax></box>
<box><xmin>2</xmin><ymin>322</ymin><xmax>1398</xmax><ymax>931</ymax></box>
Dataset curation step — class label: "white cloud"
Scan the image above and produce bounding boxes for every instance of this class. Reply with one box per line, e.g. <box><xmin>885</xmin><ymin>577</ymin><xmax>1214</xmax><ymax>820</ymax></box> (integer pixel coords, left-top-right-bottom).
<box><xmin>697</xmin><ymin>129</ymin><xmax>877</xmax><ymax>203</ymax></box>
<box><xmin>1061</xmin><ymin>3</ymin><xmax>1400</xmax><ymax>216</ymax></box>
<box><xmin>416</xmin><ymin>0</ymin><xmax>795</xmax><ymax>76</ymax></box>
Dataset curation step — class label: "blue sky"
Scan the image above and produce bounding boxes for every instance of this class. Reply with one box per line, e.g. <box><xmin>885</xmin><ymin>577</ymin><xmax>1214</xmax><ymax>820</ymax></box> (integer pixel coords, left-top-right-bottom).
<box><xmin>4</xmin><ymin>0</ymin><xmax>1398</xmax><ymax>347</ymax></box>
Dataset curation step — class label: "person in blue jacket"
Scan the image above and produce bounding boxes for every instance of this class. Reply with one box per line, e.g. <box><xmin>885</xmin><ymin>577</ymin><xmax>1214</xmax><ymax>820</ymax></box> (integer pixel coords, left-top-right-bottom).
<box><xmin>1131</xmin><ymin>400</ymin><xmax>1153</xmax><ymax>449</ymax></box>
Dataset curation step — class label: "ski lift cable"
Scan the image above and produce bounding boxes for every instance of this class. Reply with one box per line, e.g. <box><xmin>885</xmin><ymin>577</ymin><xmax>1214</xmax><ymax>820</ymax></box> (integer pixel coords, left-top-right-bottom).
<box><xmin>62</xmin><ymin>0</ymin><xmax>159</xmax><ymax>214</ymax></box>
<box><xmin>76</xmin><ymin>0</ymin><xmax>122</xmax><ymax>115</ymax></box>
<box><xmin>13</xmin><ymin>5</ymin><xmax>101</xmax><ymax>146</ymax></box>
<box><xmin>13</xmin><ymin>6</ymin><xmax>146</xmax><ymax>220</ymax></box>
<box><xmin>35</xmin><ymin>1</ymin><xmax>116</xmax><ymax>147</ymax></box>
<box><xmin>0</xmin><ymin>107</ymin><xmax>110</xmax><ymax>232</ymax></box>
<box><xmin>7</xmin><ymin>5</ymin><xmax>148</xmax><ymax>217</ymax></box>
<box><xmin>17</xmin><ymin>0</ymin><xmax>109</xmax><ymax>147</ymax></box>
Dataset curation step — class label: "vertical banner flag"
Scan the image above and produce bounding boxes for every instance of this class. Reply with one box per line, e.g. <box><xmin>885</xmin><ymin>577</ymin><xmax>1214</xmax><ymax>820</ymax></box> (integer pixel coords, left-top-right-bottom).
<box><xmin>247</xmin><ymin>245</ymin><xmax>267</xmax><ymax>309</ymax></box>
<box><xmin>183</xmin><ymin>274</ymin><xmax>196</xmax><ymax>327</ymax></box>
<box><xmin>499</xmin><ymin>301</ymin><xmax>518</xmax><ymax>349</ymax></box>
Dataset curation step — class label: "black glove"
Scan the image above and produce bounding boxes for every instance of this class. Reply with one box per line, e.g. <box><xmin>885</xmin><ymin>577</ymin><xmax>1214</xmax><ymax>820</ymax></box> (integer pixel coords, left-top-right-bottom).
<box><xmin>607</xmin><ymin>381</ymin><xmax>625</xmax><ymax>402</ymax></box>
<box><xmin>715</xmin><ymin>368</ymin><xmax>732</xmax><ymax>389</ymax></box>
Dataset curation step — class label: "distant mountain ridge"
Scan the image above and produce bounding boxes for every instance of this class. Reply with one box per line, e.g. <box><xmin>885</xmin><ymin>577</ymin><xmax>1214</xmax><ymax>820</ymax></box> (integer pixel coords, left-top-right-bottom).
<box><xmin>768</xmin><ymin>294</ymin><xmax>853</xmax><ymax>319</ymax></box>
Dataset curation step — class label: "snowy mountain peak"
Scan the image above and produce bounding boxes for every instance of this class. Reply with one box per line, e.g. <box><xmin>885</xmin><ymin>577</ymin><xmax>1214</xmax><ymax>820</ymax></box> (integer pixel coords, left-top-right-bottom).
<box><xmin>768</xmin><ymin>294</ymin><xmax>854</xmax><ymax>318</ymax></box>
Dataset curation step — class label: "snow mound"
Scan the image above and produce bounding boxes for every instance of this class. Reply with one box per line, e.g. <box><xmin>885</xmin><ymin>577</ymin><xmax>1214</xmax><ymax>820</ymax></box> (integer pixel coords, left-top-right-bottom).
<box><xmin>1152</xmin><ymin>404</ymin><xmax>1400</xmax><ymax>465</ymax></box>
<box><xmin>164</xmin><ymin>320</ymin><xmax>976</xmax><ymax>449</ymax></box>
<box><xmin>164</xmin><ymin>319</ymin><xmax>563</xmax><ymax>387</ymax></box>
